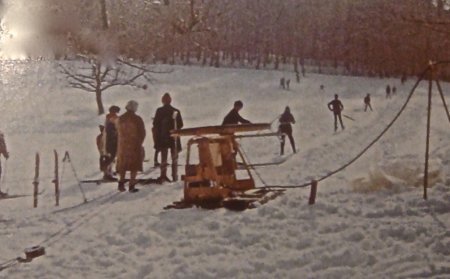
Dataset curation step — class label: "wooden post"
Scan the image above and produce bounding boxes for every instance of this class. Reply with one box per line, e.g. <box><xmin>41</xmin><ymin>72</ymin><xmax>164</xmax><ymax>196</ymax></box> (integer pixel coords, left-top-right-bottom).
<box><xmin>309</xmin><ymin>180</ymin><xmax>318</xmax><ymax>205</ymax></box>
<box><xmin>33</xmin><ymin>153</ymin><xmax>40</xmax><ymax>208</ymax></box>
<box><xmin>53</xmin><ymin>150</ymin><xmax>60</xmax><ymax>206</ymax></box>
<box><xmin>424</xmin><ymin>66</ymin><xmax>433</xmax><ymax>200</ymax></box>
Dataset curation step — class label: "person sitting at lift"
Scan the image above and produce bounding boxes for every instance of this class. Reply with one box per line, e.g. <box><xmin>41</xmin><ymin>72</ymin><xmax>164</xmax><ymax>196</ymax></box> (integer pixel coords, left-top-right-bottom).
<box><xmin>222</xmin><ymin>100</ymin><xmax>251</xmax><ymax>125</ymax></box>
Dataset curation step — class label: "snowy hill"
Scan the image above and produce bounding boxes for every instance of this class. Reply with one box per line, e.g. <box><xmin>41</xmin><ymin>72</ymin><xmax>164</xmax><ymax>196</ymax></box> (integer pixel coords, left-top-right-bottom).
<box><xmin>0</xmin><ymin>61</ymin><xmax>449</xmax><ymax>278</ymax></box>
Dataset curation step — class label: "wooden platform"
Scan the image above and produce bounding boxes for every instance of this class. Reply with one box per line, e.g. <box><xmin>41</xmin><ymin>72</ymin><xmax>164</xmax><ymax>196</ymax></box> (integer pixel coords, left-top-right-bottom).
<box><xmin>171</xmin><ymin>123</ymin><xmax>271</xmax><ymax>137</ymax></box>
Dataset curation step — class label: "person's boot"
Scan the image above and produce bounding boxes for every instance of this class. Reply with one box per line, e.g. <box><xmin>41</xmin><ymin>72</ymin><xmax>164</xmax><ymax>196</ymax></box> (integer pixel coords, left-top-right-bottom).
<box><xmin>118</xmin><ymin>181</ymin><xmax>126</xmax><ymax>192</ymax></box>
<box><xmin>129</xmin><ymin>183</ymin><xmax>139</xmax><ymax>193</ymax></box>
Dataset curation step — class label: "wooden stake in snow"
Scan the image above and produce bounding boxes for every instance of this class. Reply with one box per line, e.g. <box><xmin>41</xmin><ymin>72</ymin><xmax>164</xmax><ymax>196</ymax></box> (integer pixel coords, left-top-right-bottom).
<box><xmin>424</xmin><ymin>64</ymin><xmax>434</xmax><ymax>200</ymax></box>
<box><xmin>33</xmin><ymin>153</ymin><xmax>40</xmax><ymax>208</ymax></box>
<box><xmin>53</xmin><ymin>150</ymin><xmax>60</xmax><ymax>206</ymax></box>
<box><xmin>309</xmin><ymin>180</ymin><xmax>317</xmax><ymax>205</ymax></box>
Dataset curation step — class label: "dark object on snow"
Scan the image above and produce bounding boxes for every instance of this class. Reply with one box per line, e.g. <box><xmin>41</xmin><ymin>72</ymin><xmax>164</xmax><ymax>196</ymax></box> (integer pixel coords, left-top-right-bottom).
<box><xmin>24</xmin><ymin>246</ymin><xmax>45</xmax><ymax>261</ymax></box>
<box><xmin>280</xmin><ymin>77</ymin><xmax>285</xmax><ymax>89</ymax></box>
<box><xmin>386</xmin><ymin>85</ymin><xmax>391</xmax><ymax>99</ymax></box>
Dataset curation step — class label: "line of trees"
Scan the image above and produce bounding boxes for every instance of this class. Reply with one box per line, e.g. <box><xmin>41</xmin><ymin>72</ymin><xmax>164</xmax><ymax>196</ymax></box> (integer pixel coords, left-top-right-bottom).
<box><xmin>5</xmin><ymin>0</ymin><xmax>450</xmax><ymax>79</ymax></box>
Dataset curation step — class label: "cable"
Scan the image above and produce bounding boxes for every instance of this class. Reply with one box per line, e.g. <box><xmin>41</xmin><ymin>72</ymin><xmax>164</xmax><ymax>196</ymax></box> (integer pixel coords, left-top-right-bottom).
<box><xmin>253</xmin><ymin>65</ymin><xmax>431</xmax><ymax>190</ymax></box>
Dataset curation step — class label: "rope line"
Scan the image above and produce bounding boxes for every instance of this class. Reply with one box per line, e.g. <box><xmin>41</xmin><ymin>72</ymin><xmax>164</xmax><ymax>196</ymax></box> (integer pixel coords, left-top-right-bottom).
<box><xmin>251</xmin><ymin>66</ymin><xmax>432</xmax><ymax>190</ymax></box>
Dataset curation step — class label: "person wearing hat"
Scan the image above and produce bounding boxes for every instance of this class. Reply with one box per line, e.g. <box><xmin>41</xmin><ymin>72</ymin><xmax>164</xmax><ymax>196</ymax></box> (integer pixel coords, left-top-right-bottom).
<box><xmin>116</xmin><ymin>100</ymin><xmax>146</xmax><ymax>192</ymax></box>
<box><xmin>153</xmin><ymin>92</ymin><xmax>183</xmax><ymax>183</ymax></box>
<box><xmin>102</xmin><ymin>105</ymin><xmax>120</xmax><ymax>180</ymax></box>
<box><xmin>222</xmin><ymin>100</ymin><xmax>251</xmax><ymax>125</ymax></box>
<box><xmin>327</xmin><ymin>94</ymin><xmax>345</xmax><ymax>132</ymax></box>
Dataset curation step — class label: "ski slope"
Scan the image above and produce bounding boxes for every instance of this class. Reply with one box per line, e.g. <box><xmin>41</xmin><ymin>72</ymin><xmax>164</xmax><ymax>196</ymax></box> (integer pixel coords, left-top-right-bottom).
<box><xmin>0</xmin><ymin>61</ymin><xmax>449</xmax><ymax>278</ymax></box>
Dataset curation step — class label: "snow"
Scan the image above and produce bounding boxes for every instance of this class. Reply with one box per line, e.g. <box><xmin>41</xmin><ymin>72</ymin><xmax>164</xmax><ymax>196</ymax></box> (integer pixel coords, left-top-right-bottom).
<box><xmin>0</xmin><ymin>61</ymin><xmax>450</xmax><ymax>278</ymax></box>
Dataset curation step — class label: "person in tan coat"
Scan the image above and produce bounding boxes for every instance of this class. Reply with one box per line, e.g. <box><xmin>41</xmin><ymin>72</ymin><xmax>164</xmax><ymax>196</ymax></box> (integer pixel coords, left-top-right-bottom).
<box><xmin>116</xmin><ymin>100</ymin><xmax>146</xmax><ymax>192</ymax></box>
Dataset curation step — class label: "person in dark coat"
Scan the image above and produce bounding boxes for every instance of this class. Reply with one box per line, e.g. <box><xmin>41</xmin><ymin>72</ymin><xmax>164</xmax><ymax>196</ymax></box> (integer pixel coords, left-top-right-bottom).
<box><xmin>386</xmin><ymin>85</ymin><xmax>391</xmax><ymax>99</ymax></box>
<box><xmin>151</xmin><ymin>126</ymin><xmax>160</xmax><ymax>167</ymax></box>
<box><xmin>0</xmin><ymin>131</ymin><xmax>9</xmax><ymax>192</ymax></box>
<box><xmin>328</xmin><ymin>94</ymin><xmax>345</xmax><ymax>131</ymax></box>
<box><xmin>102</xmin><ymin>105</ymin><xmax>120</xmax><ymax>180</ymax></box>
<box><xmin>278</xmin><ymin>106</ymin><xmax>296</xmax><ymax>155</ymax></box>
<box><xmin>222</xmin><ymin>100</ymin><xmax>251</xmax><ymax>125</ymax></box>
<box><xmin>116</xmin><ymin>100</ymin><xmax>146</xmax><ymax>192</ymax></box>
<box><xmin>153</xmin><ymin>93</ymin><xmax>183</xmax><ymax>183</ymax></box>
<box><xmin>364</xmin><ymin>94</ymin><xmax>373</xmax><ymax>112</ymax></box>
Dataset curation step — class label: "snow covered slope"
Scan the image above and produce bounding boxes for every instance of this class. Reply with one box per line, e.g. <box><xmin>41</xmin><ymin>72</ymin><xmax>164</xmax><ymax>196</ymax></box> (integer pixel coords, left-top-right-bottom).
<box><xmin>0</xmin><ymin>61</ymin><xmax>449</xmax><ymax>278</ymax></box>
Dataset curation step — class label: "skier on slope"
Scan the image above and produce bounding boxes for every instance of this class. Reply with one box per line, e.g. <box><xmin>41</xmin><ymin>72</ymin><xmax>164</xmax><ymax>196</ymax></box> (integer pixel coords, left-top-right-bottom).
<box><xmin>278</xmin><ymin>106</ymin><xmax>296</xmax><ymax>155</ymax></box>
<box><xmin>327</xmin><ymin>94</ymin><xmax>345</xmax><ymax>132</ymax></box>
<box><xmin>364</xmin><ymin>94</ymin><xmax>373</xmax><ymax>112</ymax></box>
<box><xmin>153</xmin><ymin>93</ymin><xmax>184</xmax><ymax>183</ymax></box>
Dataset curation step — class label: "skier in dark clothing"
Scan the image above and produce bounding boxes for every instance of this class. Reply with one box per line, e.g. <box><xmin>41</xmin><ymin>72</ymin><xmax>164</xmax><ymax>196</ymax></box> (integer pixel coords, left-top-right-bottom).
<box><xmin>364</xmin><ymin>94</ymin><xmax>373</xmax><ymax>112</ymax></box>
<box><xmin>328</xmin><ymin>94</ymin><xmax>345</xmax><ymax>132</ymax></box>
<box><xmin>102</xmin><ymin>105</ymin><xmax>120</xmax><ymax>180</ymax></box>
<box><xmin>278</xmin><ymin>106</ymin><xmax>296</xmax><ymax>155</ymax></box>
<box><xmin>153</xmin><ymin>93</ymin><xmax>183</xmax><ymax>183</ymax></box>
<box><xmin>222</xmin><ymin>100</ymin><xmax>251</xmax><ymax>125</ymax></box>
<box><xmin>386</xmin><ymin>85</ymin><xmax>391</xmax><ymax>99</ymax></box>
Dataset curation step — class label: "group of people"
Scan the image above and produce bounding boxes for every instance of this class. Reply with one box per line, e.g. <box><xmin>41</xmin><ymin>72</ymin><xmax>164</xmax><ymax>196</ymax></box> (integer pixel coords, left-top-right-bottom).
<box><xmin>97</xmin><ymin>93</ymin><xmax>183</xmax><ymax>193</ymax></box>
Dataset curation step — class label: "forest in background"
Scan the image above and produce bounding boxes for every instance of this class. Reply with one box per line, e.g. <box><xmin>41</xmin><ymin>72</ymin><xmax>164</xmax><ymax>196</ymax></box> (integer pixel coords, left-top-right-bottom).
<box><xmin>1</xmin><ymin>0</ymin><xmax>450</xmax><ymax>79</ymax></box>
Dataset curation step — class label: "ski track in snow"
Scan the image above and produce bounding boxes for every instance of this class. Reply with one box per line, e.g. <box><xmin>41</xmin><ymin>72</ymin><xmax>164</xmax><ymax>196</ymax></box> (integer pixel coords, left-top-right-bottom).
<box><xmin>0</xmin><ymin>62</ymin><xmax>449</xmax><ymax>278</ymax></box>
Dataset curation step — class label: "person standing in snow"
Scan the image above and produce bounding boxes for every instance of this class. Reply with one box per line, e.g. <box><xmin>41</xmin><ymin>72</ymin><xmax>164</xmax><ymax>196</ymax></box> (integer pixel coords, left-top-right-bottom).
<box><xmin>153</xmin><ymin>93</ymin><xmax>184</xmax><ymax>183</ymax></box>
<box><xmin>364</xmin><ymin>94</ymin><xmax>373</xmax><ymax>112</ymax></box>
<box><xmin>386</xmin><ymin>85</ymin><xmax>391</xmax><ymax>99</ymax></box>
<box><xmin>116</xmin><ymin>100</ymin><xmax>146</xmax><ymax>192</ymax></box>
<box><xmin>327</xmin><ymin>94</ymin><xmax>345</xmax><ymax>132</ymax></box>
<box><xmin>222</xmin><ymin>100</ymin><xmax>251</xmax><ymax>125</ymax></box>
<box><xmin>151</xmin><ymin>126</ymin><xmax>160</xmax><ymax>167</ymax></box>
<box><xmin>278</xmin><ymin>106</ymin><xmax>296</xmax><ymax>155</ymax></box>
<box><xmin>96</xmin><ymin>124</ymin><xmax>106</xmax><ymax>172</ymax></box>
<box><xmin>102</xmin><ymin>105</ymin><xmax>120</xmax><ymax>180</ymax></box>
<box><xmin>0</xmin><ymin>131</ymin><xmax>9</xmax><ymax>191</ymax></box>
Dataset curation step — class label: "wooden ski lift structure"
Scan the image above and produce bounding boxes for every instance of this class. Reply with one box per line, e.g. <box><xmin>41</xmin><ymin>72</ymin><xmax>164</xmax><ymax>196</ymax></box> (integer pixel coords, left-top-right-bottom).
<box><xmin>165</xmin><ymin>123</ymin><xmax>285</xmax><ymax>210</ymax></box>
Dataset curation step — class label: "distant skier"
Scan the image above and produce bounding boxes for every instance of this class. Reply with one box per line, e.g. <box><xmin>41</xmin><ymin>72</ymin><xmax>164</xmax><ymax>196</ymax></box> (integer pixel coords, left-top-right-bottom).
<box><xmin>278</xmin><ymin>106</ymin><xmax>296</xmax><ymax>155</ymax></box>
<box><xmin>280</xmin><ymin>77</ymin><xmax>285</xmax><ymax>89</ymax></box>
<box><xmin>153</xmin><ymin>93</ymin><xmax>184</xmax><ymax>183</ymax></box>
<box><xmin>392</xmin><ymin>86</ymin><xmax>397</xmax><ymax>95</ymax></box>
<box><xmin>102</xmin><ymin>105</ymin><xmax>120</xmax><ymax>180</ymax></box>
<box><xmin>116</xmin><ymin>100</ymin><xmax>146</xmax><ymax>192</ymax></box>
<box><xmin>286</xmin><ymin>79</ymin><xmax>291</xmax><ymax>90</ymax></box>
<box><xmin>222</xmin><ymin>100</ymin><xmax>251</xmax><ymax>125</ymax></box>
<box><xmin>0</xmin><ymin>131</ymin><xmax>9</xmax><ymax>193</ymax></box>
<box><xmin>386</xmin><ymin>85</ymin><xmax>391</xmax><ymax>99</ymax></box>
<box><xmin>364</xmin><ymin>94</ymin><xmax>373</xmax><ymax>112</ymax></box>
<box><xmin>328</xmin><ymin>94</ymin><xmax>345</xmax><ymax>132</ymax></box>
<box><xmin>295</xmin><ymin>71</ymin><xmax>300</xmax><ymax>83</ymax></box>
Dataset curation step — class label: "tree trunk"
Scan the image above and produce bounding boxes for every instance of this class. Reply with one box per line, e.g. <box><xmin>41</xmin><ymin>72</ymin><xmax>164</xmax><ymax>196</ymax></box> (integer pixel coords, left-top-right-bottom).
<box><xmin>100</xmin><ymin>0</ymin><xmax>109</xmax><ymax>30</ymax></box>
<box><xmin>96</xmin><ymin>88</ymin><xmax>105</xmax><ymax>115</ymax></box>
